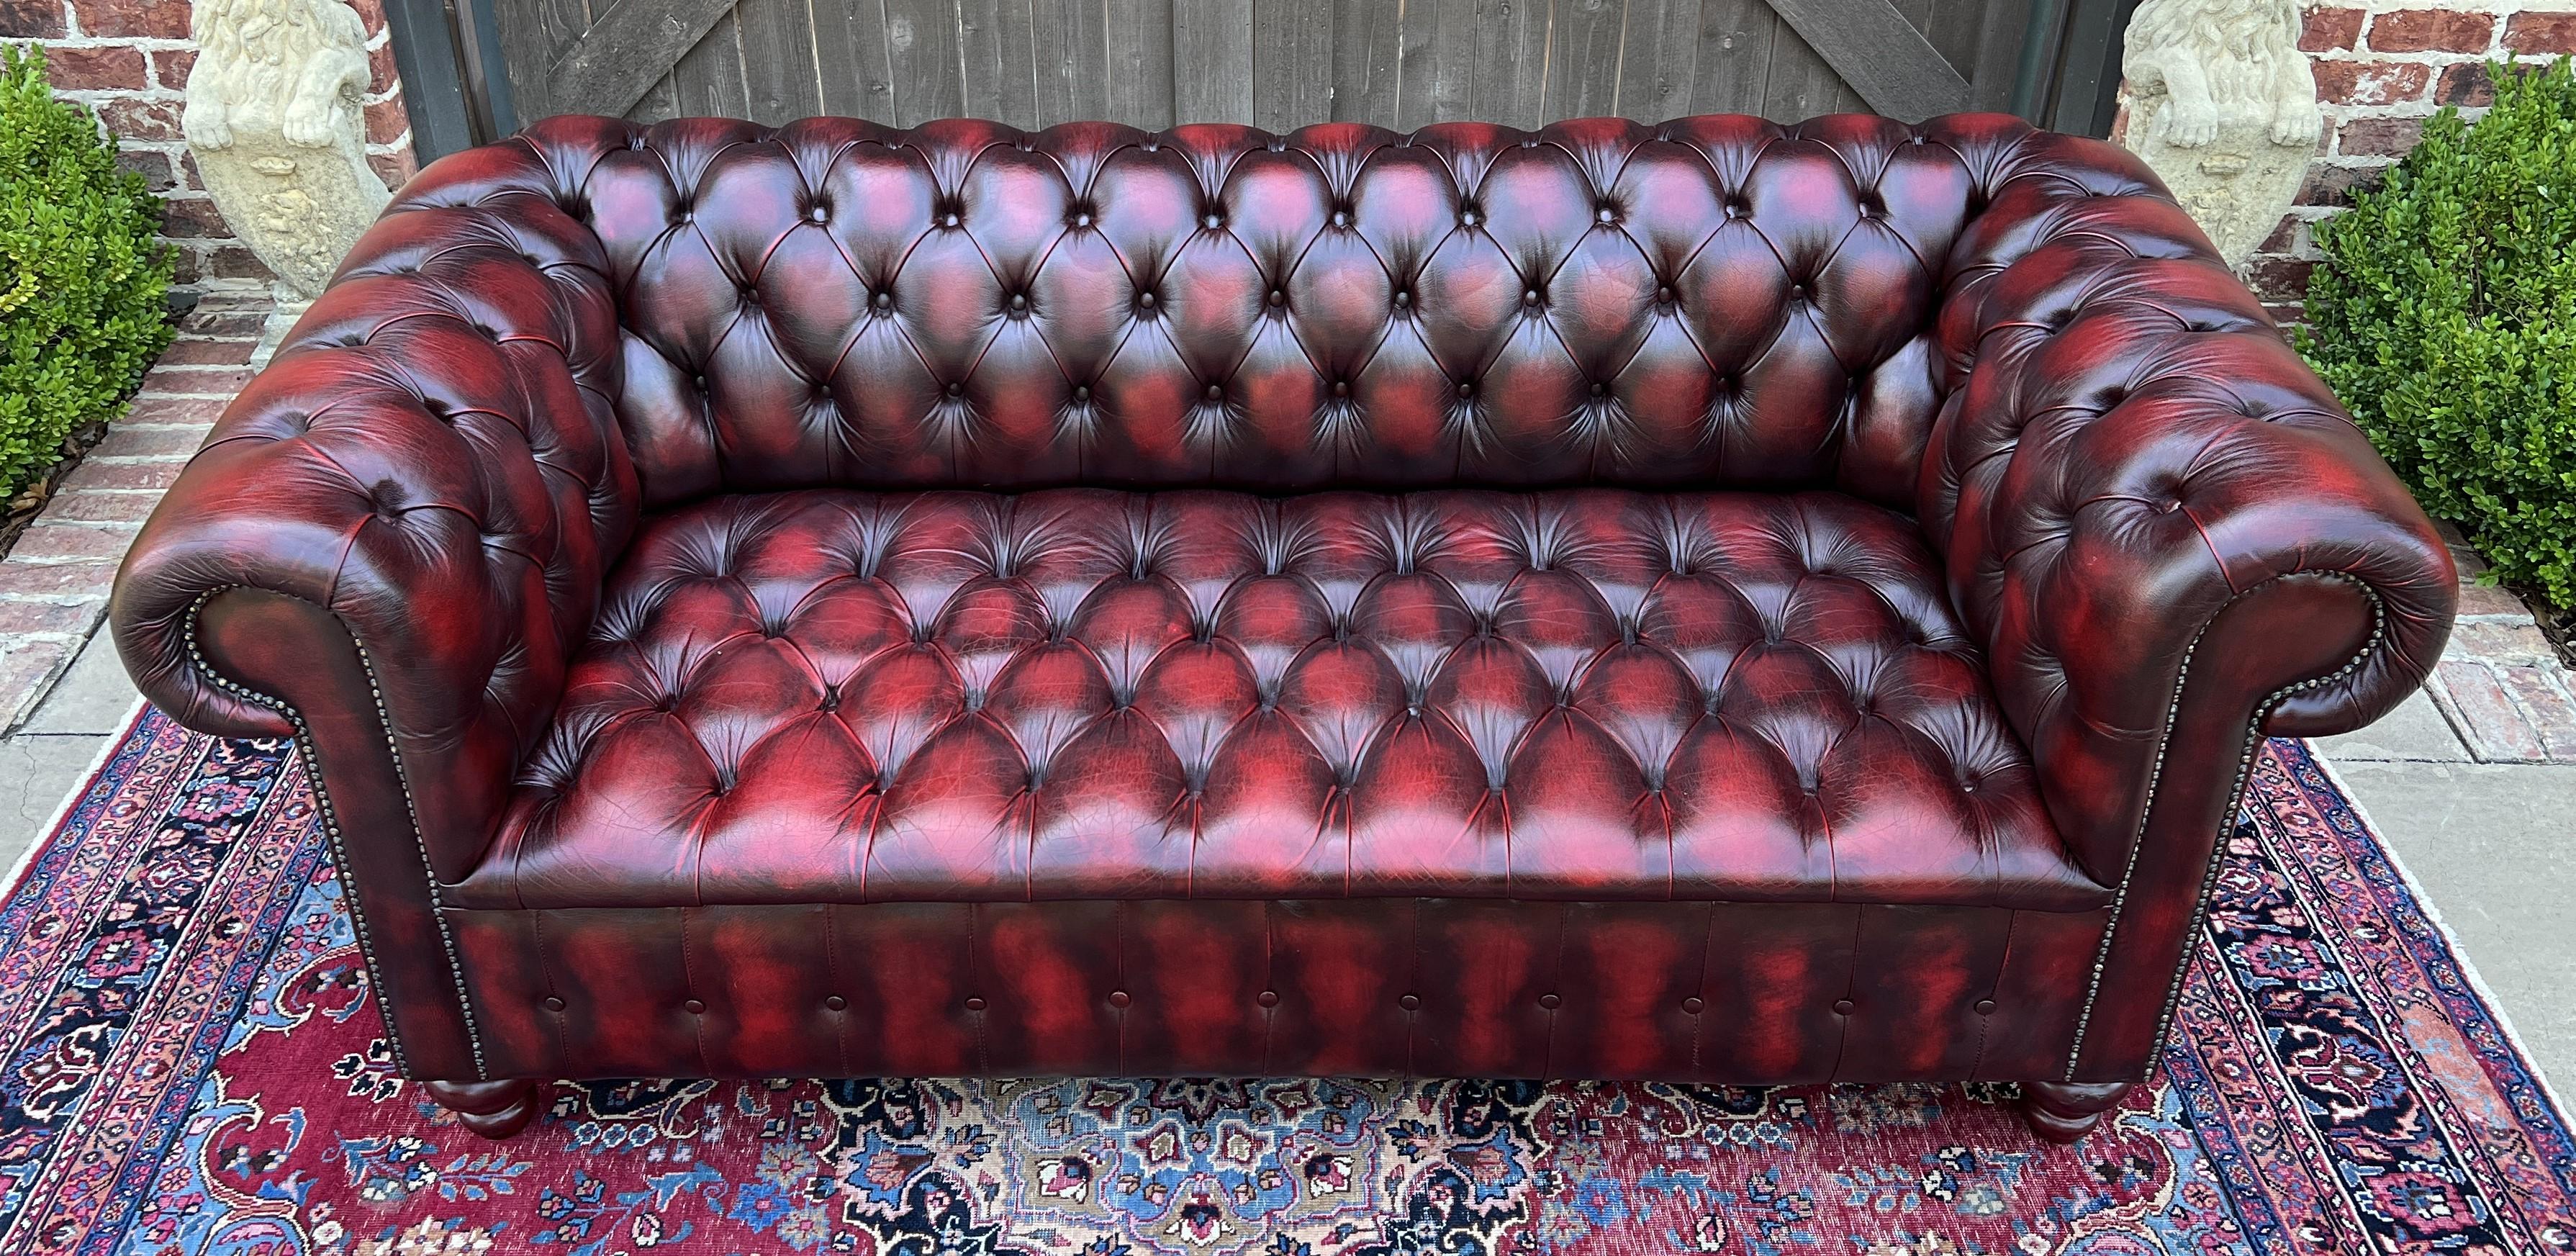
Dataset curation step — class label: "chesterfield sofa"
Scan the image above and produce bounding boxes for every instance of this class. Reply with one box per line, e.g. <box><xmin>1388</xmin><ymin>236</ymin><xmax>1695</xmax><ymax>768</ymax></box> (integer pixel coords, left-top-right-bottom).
<box><xmin>112</xmin><ymin>111</ymin><xmax>2456</xmax><ymax>1144</ymax></box>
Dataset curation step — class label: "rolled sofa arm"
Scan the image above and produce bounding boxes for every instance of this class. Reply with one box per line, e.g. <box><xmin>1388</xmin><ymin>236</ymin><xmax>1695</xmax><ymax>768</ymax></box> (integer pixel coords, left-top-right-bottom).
<box><xmin>109</xmin><ymin>124</ymin><xmax>639</xmax><ymax>1078</ymax></box>
<box><xmin>1917</xmin><ymin>117</ymin><xmax>2456</xmax><ymax>1080</ymax></box>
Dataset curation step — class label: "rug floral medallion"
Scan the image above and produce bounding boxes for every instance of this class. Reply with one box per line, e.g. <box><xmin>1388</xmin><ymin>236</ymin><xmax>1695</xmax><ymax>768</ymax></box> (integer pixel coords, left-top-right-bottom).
<box><xmin>1</xmin><ymin>714</ymin><xmax>2569</xmax><ymax>1255</ymax></box>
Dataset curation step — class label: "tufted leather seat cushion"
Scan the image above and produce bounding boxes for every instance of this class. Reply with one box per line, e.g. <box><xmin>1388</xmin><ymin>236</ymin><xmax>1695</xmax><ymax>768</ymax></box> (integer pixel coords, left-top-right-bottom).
<box><xmin>456</xmin><ymin>486</ymin><xmax>2106</xmax><ymax>913</ymax></box>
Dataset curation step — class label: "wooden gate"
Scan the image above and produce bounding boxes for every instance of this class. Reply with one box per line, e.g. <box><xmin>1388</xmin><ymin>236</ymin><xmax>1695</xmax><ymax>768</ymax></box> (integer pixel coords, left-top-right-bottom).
<box><xmin>481</xmin><ymin>0</ymin><xmax>2037</xmax><ymax>138</ymax></box>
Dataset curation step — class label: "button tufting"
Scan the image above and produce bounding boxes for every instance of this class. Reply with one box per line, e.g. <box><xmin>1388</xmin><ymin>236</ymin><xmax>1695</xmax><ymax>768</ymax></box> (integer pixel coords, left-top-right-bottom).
<box><xmin>964</xmin><ymin>997</ymin><xmax>987</xmax><ymax>1011</ymax></box>
<box><xmin>1072</xmin><ymin>384</ymin><xmax>1091</xmax><ymax>400</ymax></box>
<box><xmin>808</xmin><ymin>204</ymin><xmax>829</xmax><ymax>222</ymax></box>
<box><xmin>945</xmin><ymin>381</ymin><xmax>964</xmax><ymax>397</ymax></box>
<box><xmin>684</xmin><ymin>998</ymin><xmax>707</xmax><ymax>1014</ymax></box>
<box><xmin>1108</xmin><ymin>990</ymin><xmax>1131</xmax><ymax>1007</ymax></box>
<box><xmin>1523</xmin><ymin>288</ymin><xmax>1542</xmax><ymax>306</ymax></box>
<box><xmin>543</xmin><ymin>996</ymin><xmax>566</xmax><ymax>1011</ymax></box>
<box><xmin>1268</xmin><ymin>288</ymin><xmax>1285</xmax><ymax>306</ymax></box>
<box><xmin>1682</xmin><ymin>997</ymin><xmax>1706</xmax><ymax>1014</ymax></box>
<box><xmin>1974</xmin><ymin>998</ymin><xmax>1997</xmax><ymax>1015</ymax></box>
<box><xmin>1538</xmin><ymin>993</ymin><xmax>1561</xmax><ymax>1009</ymax></box>
<box><xmin>825</xmin><ymin>995</ymin><xmax>847</xmax><ymax>1011</ymax></box>
<box><xmin>1332</xmin><ymin>380</ymin><xmax>1350</xmax><ymax>397</ymax></box>
<box><xmin>1398</xmin><ymin>993</ymin><xmax>1422</xmax><ymax>1011</ymax></box>
<box><xmin>1009</xmin><ymin>293</ymin><xmax>1028</xmax><ymax>310</ymax></box>
<box><xmin>1455</xmin><ymin>381</ymin><xmax>1475</xmax><ymax>398</ymax></box>
<box><xmin>1832</xmin><ymin>998</ymin><xmax>1855</xmax><ymax>1015</ymax></box>
<box><xmin>1590</xmin><ymin>382</ymin><xmax>1606</xmax><ymax>397</ymax></box>
<box><xmin>1136</xmin><ymin>291</ymin><xmax>1157</xmax><ymax>310</ymax></box>
<box><xmin>941</xmin><ymin>212</ymin><xmax>960</xmax><ymax>228</ymax></box>
<box><xmin>1392</xmin><ymin>290</ymin><xmax>1411</xmax><ymax>308</ymax></box>
<box><xmin>872</xmin><ymin>292</ymin><xmax>892</xmax><ymax>310</ymax></box>
<box><xmin>1257</xmin><ymin>990</ymin><xmax>1280</xmax><ymax>1007</ymax></box>
<box><xmin>1204</xmin><ymin>384</ymin><xmax>1224</xmax><ymax>401</ymax></box>
<box><xmin>1596</xmin><ymin>204</ymin><xmax>1617</xmax><ymax>223</ymax></box>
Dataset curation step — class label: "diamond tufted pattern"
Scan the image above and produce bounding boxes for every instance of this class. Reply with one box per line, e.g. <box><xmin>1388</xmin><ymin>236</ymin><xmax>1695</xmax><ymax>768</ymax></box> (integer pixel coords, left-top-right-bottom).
<box><xmin>110</xmin><ymin>109</ymin><xmax>2455</xmax><ymax>1096</ymax></box>
<box><xmin>540</xmin><ymin>111</ymin><xmax>1967</xmax><ymax>506</ymax></box>
<box><xmin>457</xmin><ymin>487</ymin><xmax>2100</xmax><ymax>911</ymax></box>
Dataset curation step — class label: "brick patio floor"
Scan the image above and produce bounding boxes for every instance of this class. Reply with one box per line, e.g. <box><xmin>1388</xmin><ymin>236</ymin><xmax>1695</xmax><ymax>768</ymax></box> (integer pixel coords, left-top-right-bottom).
<box><xmin>3</xmin><ymin>311</ymin><xmax>2570</xmax><ymax>1092</ymax></box>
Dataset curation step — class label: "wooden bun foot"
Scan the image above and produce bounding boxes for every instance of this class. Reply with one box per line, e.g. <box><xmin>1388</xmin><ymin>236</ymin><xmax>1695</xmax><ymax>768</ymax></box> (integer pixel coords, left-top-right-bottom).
<box><xmin>2020</xmin><ymin>1080</ymin><xmax>2131</xmax><ymax>1144</ymax></box>
<box><xmin>425</xmin><ymin>1077</ymin><xmax>544</xmax><ymax>1139</ymax></box>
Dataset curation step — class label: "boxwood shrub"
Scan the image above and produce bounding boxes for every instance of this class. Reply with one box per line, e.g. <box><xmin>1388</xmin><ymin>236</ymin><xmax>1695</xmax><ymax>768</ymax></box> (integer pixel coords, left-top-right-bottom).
<box><xmin>0</xmin><ymin>43</ymin><xmax>174</xmax><ymax>503</ymax></box>
<box><xmin>2302</xmin><ymin>57</ymin><xmax>2576</xmax><ymax>607</ymax></box>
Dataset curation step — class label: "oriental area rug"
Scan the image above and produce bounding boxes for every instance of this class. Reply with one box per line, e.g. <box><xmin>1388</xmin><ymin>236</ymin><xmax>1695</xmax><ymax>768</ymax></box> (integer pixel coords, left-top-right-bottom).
<box><xmin>1</xmin><ymin>711</ymin><xmax>2570</xmax><ymax>1255</ymax></box>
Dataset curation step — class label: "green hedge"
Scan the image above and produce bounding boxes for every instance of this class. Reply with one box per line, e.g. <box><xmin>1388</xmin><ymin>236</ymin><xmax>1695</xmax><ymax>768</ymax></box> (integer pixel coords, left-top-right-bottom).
<box><xmin>2302</xmin><ymin>58</ymin><xmax>2576</xmax><ymax>607</ymax></box>
<box><xmin>0</xmin><ymin>43</ymin><xmax>175</xmax><ymax>504</ymax></box>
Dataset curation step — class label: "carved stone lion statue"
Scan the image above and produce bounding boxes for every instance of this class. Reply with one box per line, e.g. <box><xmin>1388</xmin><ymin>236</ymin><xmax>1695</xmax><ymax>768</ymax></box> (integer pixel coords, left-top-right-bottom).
<box><xmin>181</xmin><ymin>0</ymin><xmax>389</xmax><ymax>298</ymax></box>
<box><xmin>2120</xmin><ymin>0</ymin><xmax>2324</xmax><ymax>264</ymax></box>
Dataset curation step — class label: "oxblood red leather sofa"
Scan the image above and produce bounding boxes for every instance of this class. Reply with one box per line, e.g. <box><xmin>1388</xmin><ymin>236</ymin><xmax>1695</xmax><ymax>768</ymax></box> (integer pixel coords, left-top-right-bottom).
<box><xmin>111</xmin><ymin>111</ymin><xmax>2457</xmax><ymax>1144</ymax></box>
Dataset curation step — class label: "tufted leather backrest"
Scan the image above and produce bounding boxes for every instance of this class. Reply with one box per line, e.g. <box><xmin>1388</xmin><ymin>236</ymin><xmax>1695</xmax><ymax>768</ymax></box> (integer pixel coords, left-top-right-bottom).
<box><xmin>499</xmin><ymin>112</ymin><xmax>1989</xmax><ymax>509</ymax></box>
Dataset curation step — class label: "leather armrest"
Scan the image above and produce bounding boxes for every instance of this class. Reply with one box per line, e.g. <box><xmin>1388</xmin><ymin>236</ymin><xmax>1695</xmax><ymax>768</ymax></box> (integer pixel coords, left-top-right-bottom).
<box><xmin>111</xmin><ymin>131</ymin><xmax>641</xmax><ymax>882</ymax></box>
<box><xmin>1919</xmin><ymin>121</ymin><xmax>2457</xmax><ymax>885</ymax></box>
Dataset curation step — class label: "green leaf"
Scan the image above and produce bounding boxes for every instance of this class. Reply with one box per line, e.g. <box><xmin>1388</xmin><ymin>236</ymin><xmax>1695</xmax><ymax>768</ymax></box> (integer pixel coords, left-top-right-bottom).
<box><xmin>2302</xmin><ymin>55</ymin><xmax>2576</xmax><ymax>608</ymax></box>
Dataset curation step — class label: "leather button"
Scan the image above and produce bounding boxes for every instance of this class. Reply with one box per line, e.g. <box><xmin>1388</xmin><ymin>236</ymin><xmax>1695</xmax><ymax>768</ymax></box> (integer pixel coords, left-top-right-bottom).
<box><xmin>1009</xmin><ymin>293</ymin><xmax>1027</xmax><ymax>310</ymax></box>
<box><xmin>1398</xmin><ymin>993</ymin><xmax>1421</xmax><ymax>1011</ymax></box>
<box><xmin>825</xmin><ymin>995</ymin><xmax>847</xmax><ymax>1011</ymax></box>
<box><xmin>1072</xmin><ymin>384</ymin><xmax>1091</xmax><ymax>401</ymax></box>
<box><xmin>1257</xmin><ymin>990</ymin><xmax>1280</xmax><ymax>1007</ymax></box>
<box><xmin>945</xmin><ymin>381</ymin><xmax>964</xmax><ymax>397</ymax></box>
<box><xmin>1204</xmin><ymin>384</ymin><xmax>1223</xmax><ymax>401</ymax></box>
<box><xmin>1832</xmin><ymin>998</ymin><xmax>1855</xmax><ymax>1015</ymax></box>
<box><xmin>692</xmin><ymin>374</ymin><xmax>707</xmax><ymax>389</ymax></box>
<box><xmin>1108</xmin><ymin>990</ymin><xmax>1131</xmax><ymax>1008</ymax></box>
<box><xmin>872</xmin><ymin>292</ymin><xmax>892</xmax><ymax>310</ymax></box>
<box><xmin>1523</xmin><ymin>289</ymin><xmax>1541</xmax><ymax>306</ymax></box>
<box><xmin>1392</xmin><ymin>290</ymin><xmax>1411</xmax><ymax>308</ymax></box>
<box><xmin>1538</xmin><ymin>993</ymin><xmax>1561</xmax><ymax>1009</ymax></box>
<box><xmin>542</xmin><ymin>996</ymin><xmax>566</xmax><ymax>1012</ymax></box>
<box><xmin>1657</xmin><ymin>285</ymin><xmax>1673</xmax><ymax>302</ymax></box>
<box><xmin>1332</xmin><ymin>380</ymin><xmax>1350</xmax><ymax>397</ymax></box>
<box><xmin>1589</xmin><ymin>382</ymin><xmax>1606</xmax><ymax>397</ymax></box>
<box><xmin>1331</xmin><ymin>209</ymin><xmax>1350</xmax><ymax>227</ymax></box>
<box><xmin>1974</xmin><ymin>998</ymin><xmax>1997</xmax><ymax>1015</ymax></box>
<box><xmin>1072</xmin><ymin>212</ymin><xmax>1093</xmax><ymax>227</ymax></box>
<box><xmin>1460</xmin><ymin>209</ymin><xmax>1480</xmax><ymax>226</ymax></box>
<box><xmin>1681</xmin><ymin>997</ymin><xmax>1705</xmax><ymax>1014</ymax></box>
<box><xmin>1202</xmin><ymin>213</ymin><xmax>1224</xmax><ymax>229</ymax></box>
<box><xmin>807</xmin><ymin>204</ymin><xmax>828</xmax><ymax>223</ymax></box>
<box><xmin>941</xmin><ymin>212</ymin><xmax>960</xmax><ymax>228</ymax></box>
<box><xmin>964</xmin><ymin>996</ymin><xmax>987</xmax><ymax>1011</ymax></box>
<box><xmin>683</xmin><ymin>998</ymin><xmax>707</xmax><ymax>1015</ymax></box>
<box><xmin>1268</xmin><ymin>288</ymin><xmax>1285</xmax><ymax>306</ymax></box>
<box><xmin>1455</xmin><ymin>381</ymin><xmax>1474</xmax><ymax>398</ymax></box>
<box><xmin>1596</xmin><ymin>204</ymin><xmax>1617</xmax><ymax>223</ymax></box>
<box><xmin>1136</xmin><ymin>291</ymin><xmax>1157</xmax><ymax>309</ymax></box>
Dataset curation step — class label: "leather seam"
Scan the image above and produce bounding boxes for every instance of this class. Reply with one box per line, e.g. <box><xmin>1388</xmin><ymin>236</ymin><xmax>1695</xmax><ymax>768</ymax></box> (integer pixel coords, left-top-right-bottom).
<box><xmin>2058</xmin><ymin>569</ymin><xmax>2387</xmax><ymax>1080</ymax></box>
<box><xmin>181</xmin><ymin>585</ymin><xmax>489</xmax><ymax>1080</ymax></box>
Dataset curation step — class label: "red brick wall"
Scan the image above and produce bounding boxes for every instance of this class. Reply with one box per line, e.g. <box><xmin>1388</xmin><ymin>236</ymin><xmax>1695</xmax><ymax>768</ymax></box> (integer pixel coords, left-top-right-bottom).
<box><xmin>1</xmin><ymin>0</ymin><xmax>418</xmax><ymax>292</ymax></box>
<box><xmin>2240</xmin><ymin>1</ymin><xmax>2576</xmax><ymax>315</ymax></box>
